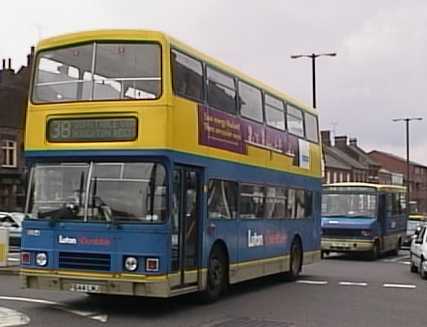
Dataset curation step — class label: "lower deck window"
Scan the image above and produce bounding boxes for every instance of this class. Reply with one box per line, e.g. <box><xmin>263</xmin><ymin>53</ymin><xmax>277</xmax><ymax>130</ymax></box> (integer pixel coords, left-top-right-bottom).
<box><xmin>208</xmin><ymin>179</ymin><xmax>238</xmax><ymax>219</ymax></box>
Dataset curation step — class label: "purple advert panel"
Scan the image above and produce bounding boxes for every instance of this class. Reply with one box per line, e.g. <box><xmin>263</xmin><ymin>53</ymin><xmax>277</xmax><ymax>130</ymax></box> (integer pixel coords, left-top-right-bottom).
<box><xmin>198</xmin><ymin>104</ymin><xmax>300</xmax><ymax>165</ymax></box>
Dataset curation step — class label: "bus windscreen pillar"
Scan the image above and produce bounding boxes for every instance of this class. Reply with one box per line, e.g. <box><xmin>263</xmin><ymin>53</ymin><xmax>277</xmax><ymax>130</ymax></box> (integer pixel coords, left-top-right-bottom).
<box><xmin>0</xmin><ymin>227</ymin><xmax>9</xmax><ymax>267</ymax></box>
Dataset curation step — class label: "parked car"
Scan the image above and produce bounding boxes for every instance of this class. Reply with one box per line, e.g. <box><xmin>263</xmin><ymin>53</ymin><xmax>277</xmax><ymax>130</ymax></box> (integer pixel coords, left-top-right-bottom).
<box><xmin>0</xmin><ymin>212</ymin><xmax>25</xmax><ymax>247</ymax></box>
<box><xmin>403</xmin><ymin>214</ymin><xmax>427</xmax><ymax>247</ymax></box>
<box><xmin>410</xmin><ymin>225</ymin><xmax>427</xmax><ymax>279</ymax></box>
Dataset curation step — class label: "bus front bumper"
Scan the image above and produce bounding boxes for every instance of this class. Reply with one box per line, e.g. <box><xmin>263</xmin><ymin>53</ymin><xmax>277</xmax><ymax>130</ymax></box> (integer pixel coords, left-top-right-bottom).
<box><xmin>321</xmin><ymin>238</ymin><xmax>374</xmax><ymax>252</ymax></box>
<box><xmin>20</xmin><ymin>268</ymin><xmax>196</xmax><ymax>298</ymax></box>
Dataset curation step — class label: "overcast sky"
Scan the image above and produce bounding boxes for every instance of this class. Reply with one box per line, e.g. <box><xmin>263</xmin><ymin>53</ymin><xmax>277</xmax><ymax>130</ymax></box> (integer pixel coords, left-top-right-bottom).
<box><xmin>2</xmin><ymin>0</ymin><xmax>426</xmax><ymax>164</ymax></box>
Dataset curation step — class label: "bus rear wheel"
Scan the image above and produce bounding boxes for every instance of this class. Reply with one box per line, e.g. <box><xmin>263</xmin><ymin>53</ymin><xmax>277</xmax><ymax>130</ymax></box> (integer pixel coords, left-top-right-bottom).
<box><xmin>285</xmin><ymin>239</ymin><xmax>302</xmax><ymax>281</ymax></box>
<box><xmin>200</xmin><ymin>246</ymin><xmax>227</xmax><ymax>303</ymax></box>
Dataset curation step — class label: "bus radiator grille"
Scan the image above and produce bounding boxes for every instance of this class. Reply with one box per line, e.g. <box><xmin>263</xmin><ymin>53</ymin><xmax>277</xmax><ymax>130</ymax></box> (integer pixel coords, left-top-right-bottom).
<box><xmin>322</xmin><ymin>228</ymin><xmax>363</xmax><ymax>238</ymax></box>
<box><xmin>58</xmin><ymin>252</ymin><xmax>111</xmax><ymax>271</ymax></box>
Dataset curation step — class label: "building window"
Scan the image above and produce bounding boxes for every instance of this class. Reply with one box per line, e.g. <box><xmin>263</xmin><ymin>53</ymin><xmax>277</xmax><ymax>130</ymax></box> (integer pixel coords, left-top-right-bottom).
<box><xmin>2</xmin><ymin>140</ymin><xmax>17</xmax><ymax>168</ymax></box>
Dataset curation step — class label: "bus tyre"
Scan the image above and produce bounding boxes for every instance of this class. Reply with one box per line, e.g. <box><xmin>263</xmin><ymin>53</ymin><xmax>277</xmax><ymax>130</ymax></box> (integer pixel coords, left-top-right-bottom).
<box><xmin>420</xmin><ymin>259</ymin><xmax>427</xmax><ymax>279</ymax></box>
<box><xmin>285</xmin><ymin>239</ymin><xmax>302</xmax><ymax>281</ymax></box>
<box><xmin>369</xmin><ymin>241</ymin><xmax>380</xmax><ymax>261</ymax></box>
<box><xmin>201</xmin><ymin>246</ymin><xmax>227</xmax><ymax>303</ymax></box>
<box><xmin>391</xmin><ymin>238</ymin><xmax>400</xmax><ymax>256</ymax></box>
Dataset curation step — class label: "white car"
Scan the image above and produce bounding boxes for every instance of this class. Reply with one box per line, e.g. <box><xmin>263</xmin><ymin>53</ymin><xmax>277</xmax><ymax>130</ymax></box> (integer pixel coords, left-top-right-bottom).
<box><xmin>0</xmin><ymin>212</ymin><xmax>25</xmax><ymax>247</ymax></box>
<box><xmin>410</xmin><ymin>225</ymin><xmax>427</xmax><ymax>279</ymax></box>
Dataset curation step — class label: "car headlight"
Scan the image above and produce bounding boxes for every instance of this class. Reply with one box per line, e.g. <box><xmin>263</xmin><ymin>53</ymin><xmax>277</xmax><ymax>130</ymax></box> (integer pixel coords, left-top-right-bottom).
<box><xmin>124</xmin><ymin>256</ymin><xmax>138</xmax><ymax>272</ymax></box>
<box><xmin>35</xmin><ymin>252</ymin><xmax>48</xmax><ymax>266</ymax></box>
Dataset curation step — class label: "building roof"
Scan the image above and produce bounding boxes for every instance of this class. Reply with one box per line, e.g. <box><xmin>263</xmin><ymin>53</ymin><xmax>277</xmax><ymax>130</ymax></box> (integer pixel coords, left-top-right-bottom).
<box><xmin>326</xmin><ymin>146</ymin><xmax>367</xmax><ymax>170</ymax></box>
<box><xmin>348</xmin><ymin>144</ymin><xmax>380</xmax><ymax>166</ymax></box>
<box><xmin>369</xmin><ymin>150</ymin><xmax>427</xmax><ymax>168</ymax></box>
<box><xmin>324</xmin><ymin>147</ymin><xmax>352</xmax><ymax>170</ymax></box>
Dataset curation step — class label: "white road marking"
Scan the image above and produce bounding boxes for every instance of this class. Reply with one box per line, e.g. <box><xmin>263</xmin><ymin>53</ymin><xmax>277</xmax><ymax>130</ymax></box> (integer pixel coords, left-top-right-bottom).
<box><xmin>0</xmin><ymin>306</ymin><xmax>30</xmax><ymax>327</ymax></box>
<box><xmin>296</xmin><ymin>280</ymin><xmax>328</xmax><ymax>285</ymax></box>
<box><xmin>339</xmin><ymin>281</ymin><xmax>368</xmax><ymax>286</ymax></box>
<box><xmin>0</xmin><ymin>296</ymin><xmax>108</xmax><ymax>322</ymax></box>
<box><xmin>383</xmin><ymin>283</ymin><xmax>416</xmax><ymax>289</ymax></box>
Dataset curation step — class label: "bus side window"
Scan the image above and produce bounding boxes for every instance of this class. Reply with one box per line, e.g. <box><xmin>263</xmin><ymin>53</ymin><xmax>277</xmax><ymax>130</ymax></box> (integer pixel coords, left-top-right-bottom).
<box><xmin>171</xmin><ymin>49</ymin><xmax>204</xmax><ymax>102</ymax></box>
<box><xmin>378</xmin><ymin>194</ymin><xmax>387</xmax><ymax>228</ymax></box>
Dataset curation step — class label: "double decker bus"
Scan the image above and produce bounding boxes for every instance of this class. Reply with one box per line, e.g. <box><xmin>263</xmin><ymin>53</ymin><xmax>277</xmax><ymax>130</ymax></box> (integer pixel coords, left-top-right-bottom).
<box><xmin>321</xmin><ymin>183</ymin><xmax>407</xmax><ymax>259</ymax></box>
<box><xmin>21</xmin><ymin>30</ymin><xmax>322</xmax><ymax>301</ymax></box>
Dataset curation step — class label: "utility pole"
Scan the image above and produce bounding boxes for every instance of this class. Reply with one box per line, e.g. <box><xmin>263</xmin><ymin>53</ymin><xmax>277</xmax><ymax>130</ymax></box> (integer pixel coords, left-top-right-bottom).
<box><xmin>392</xmin><ymin>117</ymin><xmax>423</xmax><ymax>215</ymax></box>
<box><xmin>290</xmin><ymin>52</ymin><xmax>336</xmax><ymax>108</ymax></box>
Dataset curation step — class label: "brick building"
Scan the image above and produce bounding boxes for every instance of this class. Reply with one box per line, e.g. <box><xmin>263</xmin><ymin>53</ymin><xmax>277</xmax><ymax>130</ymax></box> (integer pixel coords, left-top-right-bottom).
<box><xmin>368</xmin><ymin>150</ymin><xmax>427</xmax><ymax>214</ymax></box>
<box><xmin>0</xmin><ymin>50</ymin><xmax>33</xmax><ymax>211</ymax></box>
<box><xmin>321</xmin><ymin>131</ymin><xmax>371</xmax><ymax>184</ymax></box>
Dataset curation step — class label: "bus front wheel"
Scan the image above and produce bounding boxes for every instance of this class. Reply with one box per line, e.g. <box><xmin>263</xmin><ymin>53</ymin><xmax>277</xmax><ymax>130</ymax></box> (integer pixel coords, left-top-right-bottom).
<box><xmin>200</xmin><ymin>246</ymin><xmax>227</xmax><ymax>303</ymax></box>
<box><xmin>369</xmin><ymin>241</ymin><xmax>380</xmax><ymax>261</ymax></box>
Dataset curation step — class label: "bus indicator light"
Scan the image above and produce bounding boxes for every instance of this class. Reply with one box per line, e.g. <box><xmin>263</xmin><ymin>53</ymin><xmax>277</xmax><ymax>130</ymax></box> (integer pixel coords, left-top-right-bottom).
<box><xmin>21</xmin><ymin>252</ymin><xmax>31</xmax><ymax>265</ymax></box>
<box><xmin>146</xmin><ymin>258</ymin><xmax>159</xmax><ymax>272</ymax></box>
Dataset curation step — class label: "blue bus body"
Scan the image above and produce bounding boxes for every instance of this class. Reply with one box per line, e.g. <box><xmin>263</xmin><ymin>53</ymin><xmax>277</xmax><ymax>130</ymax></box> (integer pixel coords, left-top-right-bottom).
<box><xmin>22</xmin><ymin>150</ymin><xmax>321</xmax><ymax>297</ymax></box>
<box><xmin>321</xmin><ymin>183</ymin><xmax>407</xmax><ymax>258</ymax></box>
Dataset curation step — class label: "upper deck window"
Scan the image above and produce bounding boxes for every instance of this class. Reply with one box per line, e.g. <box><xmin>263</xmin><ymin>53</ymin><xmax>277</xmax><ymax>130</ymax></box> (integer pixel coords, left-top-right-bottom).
<box><xmin>287</xmin><ymin>104</ymin><xmax>305</xmax><ymax>137</ymax></box>
<box><xmin>171</xmin><ymin>49</ymin><xmax>204</xmax><ymax>102</ymax></box>
<box><xmin>265</xmin><ymin>94</ymin><xmax>285</xmax><ymax>130</ymax></box>
<box><xmin>304</xmin><ymin>112</ymin><xmax>319</xmax><ymax>143</ymax></box>
<box><xmin>206</xmin><ymin>66</ymin><xmax>237</xmax><ymax>114</ymax></box>
<box><xmin>32</xmin><ymin>42</ymin><xmax>161</xmax><ymax>103</ymax></box>
<box><xmin>238</xmin><ymin>81</ymin><xmax>263</xmax><ymax>122</ymax></box>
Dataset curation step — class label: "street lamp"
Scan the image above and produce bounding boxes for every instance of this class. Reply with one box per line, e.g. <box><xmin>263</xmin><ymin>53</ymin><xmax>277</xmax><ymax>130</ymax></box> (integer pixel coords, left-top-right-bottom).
<box><xmin>290</xmin><ymin>52</ymin><xmax>336</xmax><ymax>108</ymax></box>
<box><xmin>392</xmin><ymin>117</ymin><xmax>423</xmax><ymax>216</ymax></box>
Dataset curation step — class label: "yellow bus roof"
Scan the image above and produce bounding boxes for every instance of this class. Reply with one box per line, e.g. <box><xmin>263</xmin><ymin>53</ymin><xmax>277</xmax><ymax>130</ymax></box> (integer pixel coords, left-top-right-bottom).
<box><xmin>35</xmin><ymin>29</ymin><xmax>315</xmax><ymax>115</ymax></box>
<box><xmin>323</xmin><ymin>182</ymin><xmax>406</xmax><ymax>192</ymax></box>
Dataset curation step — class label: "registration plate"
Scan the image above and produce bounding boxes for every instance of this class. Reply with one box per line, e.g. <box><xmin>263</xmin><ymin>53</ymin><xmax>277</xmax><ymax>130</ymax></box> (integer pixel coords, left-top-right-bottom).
<box><xmin>70</xmin><ymin>283</ymin><xmax>102</xmax><ymax>293</ymax></box>
<box><xmin>331</xmin><ymin>242</ymin><xmax>349</xmax><ymax>248</ymax></box>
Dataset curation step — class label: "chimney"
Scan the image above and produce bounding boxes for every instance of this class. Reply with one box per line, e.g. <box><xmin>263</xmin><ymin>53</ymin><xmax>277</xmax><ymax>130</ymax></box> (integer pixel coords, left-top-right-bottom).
<box><xmin>334</xmin><ymin>136</ymin><xmax>348</xmax><ymax>149</ymax></box>
<box><xmin>2</xmin><ymin>59</ymin><xmax>5</xmax><ymax>69</ymax></box>
<box><xmin>349</xmin><ymin>138</ymin><xmax>358</xmax><ymax>146</ymax></box>
<box><xmin>8</xmin><ymin>58</ymin><xmax>11</xmax><ymax>70</ymax></box>
<box><xmin>320</xmin><ymin>130</ymin><xmax>331</xmax><ymax>146</ymax></box>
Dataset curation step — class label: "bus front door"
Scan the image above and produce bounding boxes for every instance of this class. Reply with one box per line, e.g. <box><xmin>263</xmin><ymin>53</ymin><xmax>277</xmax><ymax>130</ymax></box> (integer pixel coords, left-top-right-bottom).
<box><xmin>172</xmin><ymin>166</ymin><xmax>201</xmax><ymax>287</ymax></box>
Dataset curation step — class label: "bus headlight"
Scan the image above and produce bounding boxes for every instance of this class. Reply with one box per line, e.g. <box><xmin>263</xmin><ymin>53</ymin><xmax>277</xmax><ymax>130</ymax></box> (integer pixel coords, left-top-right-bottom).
<box><xmin>124</xmin><ymin>256</ymin><xmax>138</xmax><ymax>272</ymax></box>
<box><xmin>361</xmin><ymin>230</ymin><xmax>372</xmax><ymax>237</ymax></box>
<box><xmin>36</xmin><ymin>252</ymin><xmax>48</xmax><ymax>266</ymax></box>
